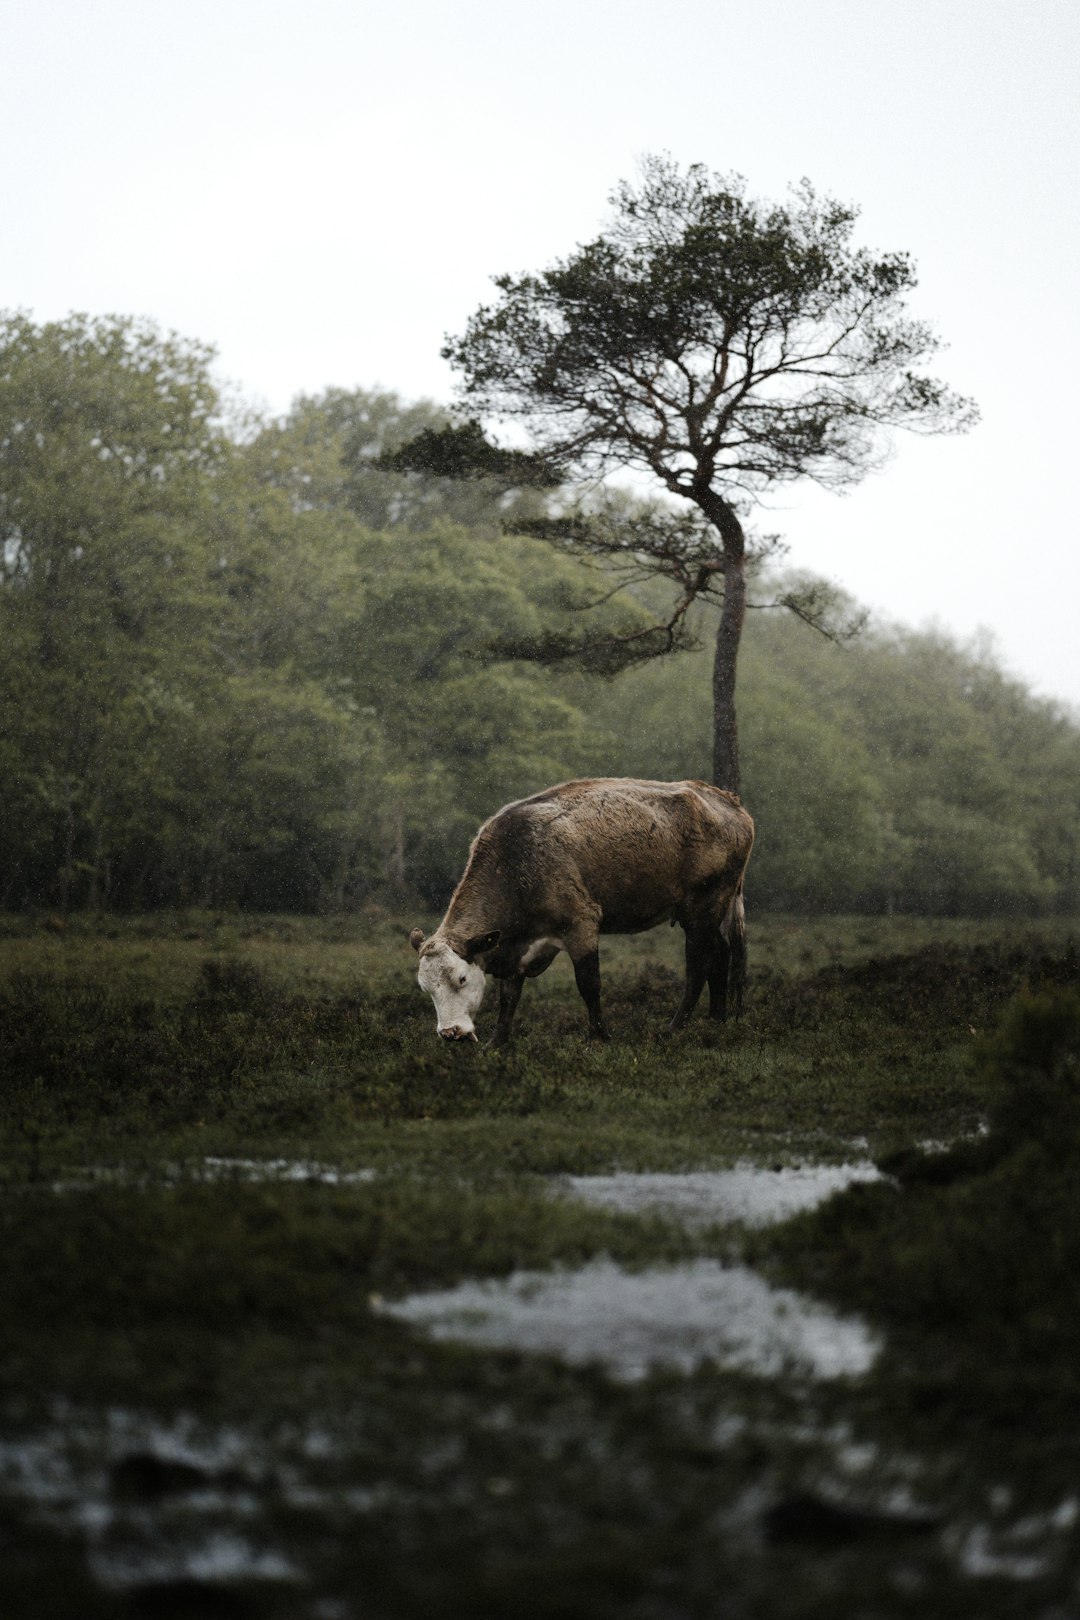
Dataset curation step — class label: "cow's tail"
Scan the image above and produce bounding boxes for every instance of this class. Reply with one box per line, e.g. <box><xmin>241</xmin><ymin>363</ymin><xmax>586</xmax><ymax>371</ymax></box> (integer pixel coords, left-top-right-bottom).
<box><xmin>721</xmin><ymin>881</ymin><xmax>748</xmax><ymax>1019</ymax></box>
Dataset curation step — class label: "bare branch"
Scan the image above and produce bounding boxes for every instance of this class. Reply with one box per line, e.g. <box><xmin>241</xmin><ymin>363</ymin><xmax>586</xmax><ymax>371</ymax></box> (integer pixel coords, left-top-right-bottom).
<box><xmin>748</xmin><ymin>578</ymin><xmax>869</xmax><ymax>644</ymax></box>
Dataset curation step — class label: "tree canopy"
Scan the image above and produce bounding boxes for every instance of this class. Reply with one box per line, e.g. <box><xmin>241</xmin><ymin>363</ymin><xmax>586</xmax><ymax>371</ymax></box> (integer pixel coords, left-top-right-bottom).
<box><xmin>436</xmin><ymin>156</ymin><xmax>978</xmax><ymax>790</ymax></box>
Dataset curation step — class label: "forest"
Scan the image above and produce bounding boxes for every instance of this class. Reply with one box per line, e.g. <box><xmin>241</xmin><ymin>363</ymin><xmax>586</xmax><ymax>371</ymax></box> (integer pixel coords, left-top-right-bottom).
<box><xmin>3</xmin><ymin>310</ymin><xmax>1078</xmax><ymax>920</ymax></box>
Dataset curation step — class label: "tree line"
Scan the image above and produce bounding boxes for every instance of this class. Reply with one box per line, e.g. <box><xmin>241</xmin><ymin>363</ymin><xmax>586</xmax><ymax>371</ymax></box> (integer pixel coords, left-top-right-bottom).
<box><xmin>1</xmin><ymin>311</ymin><xmax>1077</xmax><ymax>918</ymax></box>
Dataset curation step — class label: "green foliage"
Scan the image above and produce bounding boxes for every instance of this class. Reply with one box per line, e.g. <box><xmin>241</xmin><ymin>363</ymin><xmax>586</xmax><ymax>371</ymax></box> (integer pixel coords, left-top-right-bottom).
<box><xmin>0</xmin><ymin>313</ymin><xmax>230</xmax><ymax>908</ymax></box>
<box><xmin>579</xmin><ymin>589</ymin><xmax>1080</xmax><ymax>916</ymax></box>
<box><xmin>976</xmin><ymin>986</ymin><xmax>1080</xmax><ymax>1157</ymax></box>
<box><xmin>444</xmin><ymin>157</ymin><xmax>977</xmax><ymax>484</ymax></box>
<box><xmin>439</xmin><ymin>155</ymin><xmax>977</xmax><ymax>791</ymax></box>
<box><xmin>0</xmin><ymin>323</ymin><xmax>629</xmax><ymax>910</ymax></box>
<box><xmin>249</xmin><ymin>387</ymin><xmax>552</xmax><ymax>533</ymax></box>
<box><xmin>378</xmin><ymin>416</ymin><xmax>561</xmax><ymax>487</ymax></box>
<box><xmin>1</xmin><ymin>311</ymin><xmax>1076</xmax><ymax>919</ymax></box>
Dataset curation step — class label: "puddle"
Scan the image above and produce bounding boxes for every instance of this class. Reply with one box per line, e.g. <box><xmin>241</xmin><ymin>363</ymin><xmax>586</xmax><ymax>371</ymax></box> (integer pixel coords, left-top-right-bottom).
<box><xmin>0</xmin><ymin>1406</ymin><xmax>298</xmax><ymax>1590</ymax></box>
<box><xmin>558</xmin><ymin>1161</ymin><xmax>883</xmax><ymax>1228</ymax></box>
<box><xmin>950</xmin><ymin>1496</ymin><xmax>1080</xmax><ymax>1582</ymax></box>
<box><xmin>378</xmin><ymin>1258</ymin><xmax>880</xmax><ymax>1380</ymax></box>
<box><xmin>199</xmin><ymin>1158</ymin><xmax>376</xmax><ymax>1186</ymax></box>
<box><xmin>91</xmin><ymin>1531</ymin><xmax>297</xmax><ymax>1589</ymax></box>
<box><xmin>2</xmin><ymin>1404</ymin><xmax>1071</xmax><ymax>1605</ymax></box>
<box><xmin>37</xmin><ymin>1159</ymin><xmax>879</xmax><ymax>1217</ymax></box>
<box><xmin>41</xmin><ymin>1159</ymin><xmax>377</xmax><ymax>1194</ymax></box>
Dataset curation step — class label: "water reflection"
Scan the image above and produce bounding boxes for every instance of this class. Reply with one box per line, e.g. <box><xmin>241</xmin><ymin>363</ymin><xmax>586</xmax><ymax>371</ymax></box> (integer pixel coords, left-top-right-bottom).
<box><xmin>380</xmin><ymin>1257</ymin><xmax>880</xmax><ymax>1380</ymax></box>
<box><xmin>0</xmin><ymin>1407</ymin><xmax>296</xmax><ymax>1590</ymax></box>
<box><xmin>560</xmin><ymin>1160</ymin><xmax>883</xmax><ymax>1228</ymax></box>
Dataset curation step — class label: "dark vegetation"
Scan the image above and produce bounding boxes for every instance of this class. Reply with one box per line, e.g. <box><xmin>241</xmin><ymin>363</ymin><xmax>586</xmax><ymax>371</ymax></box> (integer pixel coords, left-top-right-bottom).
<box><xmin>2</xmin><ymin>916</ymin><xmax>1080</xmax><ymax>1617</ymax></box>
<box><xmin>769</xmin><ymin>982</ymin><xmax>1080</xmax><ymax>1430</ymax></box>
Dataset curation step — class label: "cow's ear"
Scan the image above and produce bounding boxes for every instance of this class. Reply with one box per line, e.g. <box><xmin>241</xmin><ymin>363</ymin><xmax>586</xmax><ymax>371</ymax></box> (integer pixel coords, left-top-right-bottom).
<box><xmin>464</xmin><ymin>929</ymin><xmax>501</xmax><ymax>961</ymax></box>
<box><xmin>408</xmin><ymin>928</ymin><xmax>425</xmax><ymax>953</ymax></box>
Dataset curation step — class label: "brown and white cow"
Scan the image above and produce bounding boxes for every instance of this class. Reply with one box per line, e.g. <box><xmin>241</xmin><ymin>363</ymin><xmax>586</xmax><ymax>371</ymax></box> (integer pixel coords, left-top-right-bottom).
<box><xmin>409</xmin><ymin>778</ymin><xmax>753</xmax><ymax>1046</ymax></box>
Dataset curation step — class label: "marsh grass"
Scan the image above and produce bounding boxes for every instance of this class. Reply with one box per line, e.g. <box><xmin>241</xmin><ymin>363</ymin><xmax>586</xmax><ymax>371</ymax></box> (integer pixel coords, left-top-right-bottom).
<box><xmin>6</xmin><ymin>915</ymin><xmax>1074</xmax><ymax>1172</ymax></box>
<box><xmin>2</xmin><ymin>913</ymin><xmax>1080</xmax><ymax>1618</ymax></box>
<box><xmin>766</xmin><ymin>986</ymin><xmax>1080</xmax><ymax>1421</ymax></box>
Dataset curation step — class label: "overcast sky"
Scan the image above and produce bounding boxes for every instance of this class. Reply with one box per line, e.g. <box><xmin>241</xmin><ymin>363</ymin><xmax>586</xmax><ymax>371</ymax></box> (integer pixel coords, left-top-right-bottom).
<box><xmin>6</xmin><ymin>0</ymin><xmax>1078</xmax><ymax>707</ymax></box>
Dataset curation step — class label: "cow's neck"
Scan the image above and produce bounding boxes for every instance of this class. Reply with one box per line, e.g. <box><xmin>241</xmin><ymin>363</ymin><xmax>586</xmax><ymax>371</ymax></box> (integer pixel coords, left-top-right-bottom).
<box><xmin>437</xmin><ymin>901</ymin><xmax>493</xmax><ymax>957</ymax></box>
<box><xmin>438</xmin><ymin>835</ymin><xmax>508</xmax><ymax>957</ymax></box>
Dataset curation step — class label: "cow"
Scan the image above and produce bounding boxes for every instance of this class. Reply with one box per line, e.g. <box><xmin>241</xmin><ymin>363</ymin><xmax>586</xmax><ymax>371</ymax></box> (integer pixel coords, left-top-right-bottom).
<box><xmin>409</xmin><ymin>777</ymin><xmax>753</xmax><ymax>1047</ymax></box>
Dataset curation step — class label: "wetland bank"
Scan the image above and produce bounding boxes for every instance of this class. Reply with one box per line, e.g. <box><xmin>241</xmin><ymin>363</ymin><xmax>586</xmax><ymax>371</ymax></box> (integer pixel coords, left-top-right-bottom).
<box><xmin>2</xmin><ymin>911</ymin><xmax>1080</xmax><ymax>1618</ymax></box>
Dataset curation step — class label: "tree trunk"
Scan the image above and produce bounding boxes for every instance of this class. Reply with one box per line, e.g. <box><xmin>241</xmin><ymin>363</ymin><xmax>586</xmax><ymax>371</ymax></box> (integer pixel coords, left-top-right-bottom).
<box><xmin>711</xmin><ymin>554</ymin><xmax>745</xmax><ymax>794</ymax></box>
<box><xmin>698</xmin><ymin>493</ymin><xmax>747</xmax><ymax>795</ymax></box>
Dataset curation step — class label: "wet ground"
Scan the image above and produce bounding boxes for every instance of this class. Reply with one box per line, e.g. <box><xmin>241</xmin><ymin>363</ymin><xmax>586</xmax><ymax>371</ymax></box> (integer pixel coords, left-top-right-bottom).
<box><xmin>383</xmin><ymin>1161</ymin><xmax>884</xmax><ymax>1380</ymax></box>
<box><xmin>4</xmin><ymin>928</ymin><xmax>1079</xmax><ymax>1617</ymax></box>
<box><xmin>6</xmin><ymin>1153</ymin><xmax>1080</xmax><ymax>1620</ymax></box>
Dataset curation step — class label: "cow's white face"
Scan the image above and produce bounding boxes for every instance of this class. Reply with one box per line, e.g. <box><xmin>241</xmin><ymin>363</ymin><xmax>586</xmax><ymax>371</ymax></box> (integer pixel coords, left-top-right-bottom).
<box><xmin>415</xmin><ymin>941</ymin><xmax>486</xmax><ymax>1041</ymax></box>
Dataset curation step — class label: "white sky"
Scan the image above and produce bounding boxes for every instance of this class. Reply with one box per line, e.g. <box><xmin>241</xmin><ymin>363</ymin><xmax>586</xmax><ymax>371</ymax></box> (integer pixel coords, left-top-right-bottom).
<box><xmin>5</xmin><ymin>0</ymin><xmax>1079</xmax><ymax>707</ymax></box>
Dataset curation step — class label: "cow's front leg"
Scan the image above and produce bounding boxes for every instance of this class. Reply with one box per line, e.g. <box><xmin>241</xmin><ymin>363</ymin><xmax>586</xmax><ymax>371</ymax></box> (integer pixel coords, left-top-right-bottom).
<box><xmin>486</xmin><ymin>974</ymin><xmax>525</xmax><ymax>1049</ymax></box>
<box><xmin>572</xmin><ymin>949</ymin><xmax>609</xmax><ymax>1041</ymax></box>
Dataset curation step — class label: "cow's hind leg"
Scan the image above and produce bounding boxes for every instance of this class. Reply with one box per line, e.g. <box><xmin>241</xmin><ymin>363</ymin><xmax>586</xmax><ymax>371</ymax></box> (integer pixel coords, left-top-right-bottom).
<box><xmin>720</xmin><ymin>886</ymin><xmax>747</xmax><ymax>1020</ymax></box>
<box><xmin>669</xmin><ymin>924</ymin><xmax>711</xmax><ymax>1032</ymax></box>
<box><xmin>706</xmin><ymin>929</ymin><xmax>732</xmax><ymax>1022</ymax></box>
<box><xmin>486</xmin><ymin>974</ymin><xmax>525</xmax><ymax>1049</ymax></box>
<box><xmin>572</xmin><ymin>949</ymin><xmax>609</xmax><ymax>1041</ymax></box>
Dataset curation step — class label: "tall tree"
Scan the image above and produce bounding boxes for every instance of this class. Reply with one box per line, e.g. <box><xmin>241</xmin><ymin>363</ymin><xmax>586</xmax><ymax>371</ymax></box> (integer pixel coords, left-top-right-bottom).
<box><xmin>0</xmin><ymin>312</ymin><xmax>227</xmax><ymax>907</ymax></box>
<box><xmin>437</xmin><ymin>155</ymin><xmax>978</xmax><ymax>791</ymax></box>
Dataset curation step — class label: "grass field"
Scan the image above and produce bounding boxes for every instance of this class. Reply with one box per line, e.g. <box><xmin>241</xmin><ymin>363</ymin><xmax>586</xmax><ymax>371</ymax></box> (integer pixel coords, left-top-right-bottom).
<box><xmin>2</xmin><ymin>911</ymin><xmax>1079</xmax><ymax>1618</ymax></box>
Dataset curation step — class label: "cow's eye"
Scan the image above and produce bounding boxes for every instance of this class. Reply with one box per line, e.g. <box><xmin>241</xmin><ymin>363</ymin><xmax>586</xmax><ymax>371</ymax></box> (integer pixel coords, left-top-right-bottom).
<box><xmin>458</xmin><ymin>973</ymin><xmax>467</xmax><ymax>986</ymax></box>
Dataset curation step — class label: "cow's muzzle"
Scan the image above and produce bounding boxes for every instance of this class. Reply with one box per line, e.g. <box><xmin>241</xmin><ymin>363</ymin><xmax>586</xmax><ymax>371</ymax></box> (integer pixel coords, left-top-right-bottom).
<box><xmin>438</xmin><ymin>1025</ymin><xmax>478</xmax><ymax>1043</ymax></box>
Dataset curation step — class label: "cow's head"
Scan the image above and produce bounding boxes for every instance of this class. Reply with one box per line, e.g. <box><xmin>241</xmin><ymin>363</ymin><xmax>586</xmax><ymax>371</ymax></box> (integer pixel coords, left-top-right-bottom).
<box><xmin>409</xmin><ymin>928</ymin><xmax>500</xmax><ymax>1041</ymax></box>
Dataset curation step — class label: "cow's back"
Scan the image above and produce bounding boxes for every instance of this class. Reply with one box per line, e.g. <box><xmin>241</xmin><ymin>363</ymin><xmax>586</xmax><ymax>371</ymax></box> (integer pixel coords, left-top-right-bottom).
<box><xmin>481</xmin><ymin>778</ymin><xmax>751</xmax><ymax>934</ymax></box>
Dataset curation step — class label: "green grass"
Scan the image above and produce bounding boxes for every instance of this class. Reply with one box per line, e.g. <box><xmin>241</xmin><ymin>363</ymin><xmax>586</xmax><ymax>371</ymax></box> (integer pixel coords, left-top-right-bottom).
<box><xmin>1</xmin><ymin>912</ymin><xmax>1079</xmax><ymax>1618</ymax></box>
<box><xmin>7</xmin><ymin>910</ymin><xmax>1073</xmax><ymax>1178</ymax></box>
